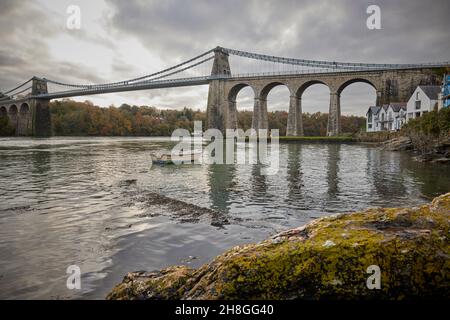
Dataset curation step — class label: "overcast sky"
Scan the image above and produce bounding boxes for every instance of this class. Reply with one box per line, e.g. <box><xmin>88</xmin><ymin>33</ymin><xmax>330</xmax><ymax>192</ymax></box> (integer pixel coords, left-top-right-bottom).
<box><xmin>0</xmin><ymin>0</ymin><xmax>449</xmax><ymax>116</ymax></box>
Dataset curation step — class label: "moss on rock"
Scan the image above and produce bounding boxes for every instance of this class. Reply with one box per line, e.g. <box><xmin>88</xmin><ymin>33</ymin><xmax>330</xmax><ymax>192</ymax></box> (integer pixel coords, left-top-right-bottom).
<box><xmin>107</xmin><ymin>193</ymin><xmax>450</xmax><ymax>300</ymax></box>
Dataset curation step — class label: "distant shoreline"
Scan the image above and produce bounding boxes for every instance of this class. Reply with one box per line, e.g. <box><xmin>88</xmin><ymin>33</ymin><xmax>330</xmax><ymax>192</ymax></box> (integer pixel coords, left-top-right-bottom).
<box><xmin>1</xmin><ymin>135</ymin><xmax>359</xmax><ymax>144</ymax></box>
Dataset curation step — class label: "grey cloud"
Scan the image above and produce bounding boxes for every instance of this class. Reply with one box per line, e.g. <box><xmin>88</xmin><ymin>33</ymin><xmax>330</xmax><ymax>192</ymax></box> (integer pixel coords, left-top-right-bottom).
<box><xmin>106</xmin><ymin>0</ymin><xmax>450</xmax><ymax>63</ymax></box>
<box><xmin>1</xmin><ymin>0</ymin><xmax>449</xmax><ymax>115</ymax></box>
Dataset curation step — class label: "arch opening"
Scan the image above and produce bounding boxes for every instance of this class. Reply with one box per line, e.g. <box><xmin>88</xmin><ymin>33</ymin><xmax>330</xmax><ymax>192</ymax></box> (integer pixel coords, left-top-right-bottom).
<box><xmin>339</xmin><ymin>81</ymin><xmax>377</xmax><ymax>134</ymax></box>
<box><xmin>261</xmin><ymin>82</ymin><xmax>291</xmax><ymax>136</ymax></box>
<box><xmin>228</xmin><ymin>83</ymin><xmax>255</xmax><ymax>131</ymax></box>
<box><xmin>20</xmin><ymin>103</ymin><xmax>30</xmax><ymax>114</ymax></box>
<box><xmin>9</xmin><ymin>105</ymin><xmax>18</xmax><ymax>115</ymax></box>
<box><xmin>337</xmin><ymin>78</ymin><xmax>377</xmax><ymax>95</ymax></box>
<box><xmin>0</xmin><ymin>106</ymin><xmax>7</xmax><ymax>117</ymax></box>
<box><xmin>296</xmin><ymin>80</ymin><xmax>330</xmax><ymax>98</ymax></box>
<box><xmin>298</xmin><ymin>82</ymin><xmax>331</xmax><ymax>136</ymax></box>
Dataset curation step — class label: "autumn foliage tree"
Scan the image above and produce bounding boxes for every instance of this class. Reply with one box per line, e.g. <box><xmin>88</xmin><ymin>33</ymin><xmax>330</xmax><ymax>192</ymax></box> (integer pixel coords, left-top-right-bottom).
<box><xmin>49</xmin><ymin>99</ymin><xmax>365</xmax><ymax>136</ymax></box>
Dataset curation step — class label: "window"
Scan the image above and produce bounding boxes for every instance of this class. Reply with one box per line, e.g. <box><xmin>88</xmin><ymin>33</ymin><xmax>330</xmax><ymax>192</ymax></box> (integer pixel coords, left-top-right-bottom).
<box><xmin>368</xmin><ymin>124</ymin><xmax>372</xmax><ymax>129</ymax></box>
<box><xmin>416</xmin><ymin>92</ymin><xmax>420</xmax><ymax>100</ymax></box>
<box><xmin>368</xmin><ymin>113</ymin><xmax>372</xmax><ymax>122</ymax></box>
<box><xmin>415</xmin><ymin>100</ymin><xmax>421</xmax><ymax>110</ymax></box>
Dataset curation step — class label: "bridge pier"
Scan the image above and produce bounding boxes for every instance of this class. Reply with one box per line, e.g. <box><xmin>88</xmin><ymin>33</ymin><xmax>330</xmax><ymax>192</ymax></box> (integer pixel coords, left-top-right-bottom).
<box><xmin>251</xmin><ymin>97</ymin><xmax>269</xmax><ymax>131</ymax></box>
<box><xmin>227</xmin><ymin>99</ymin><xmax>238</xmax><ymax>130</ymax></box>
<box><xmin>206</xmin><ymin>47</ymin><xmax>232</xmax><ymax>133</ymax></box>
<box><xmin>30</xmin><ymin>77</ymin><xmax>52</xmax><ymax>137</ymax></box>
<box><xmin>287</xmin><ymin>95</ymin><xmax>303</xmax><ymax>136</ymax></box>
<box><xmin>327</xmin><ymin>91</ymin><xmax>341</xmax><ymax>136</ymax></box>
<box><xmin>31</xmin><ymin>99</ymin><xmax>52</xmax><ymax>136</ymax></box>
<box><xmin>206</xmin><ymin>79</ymin><xmax>227</xmax><ymax>132</ymax></box>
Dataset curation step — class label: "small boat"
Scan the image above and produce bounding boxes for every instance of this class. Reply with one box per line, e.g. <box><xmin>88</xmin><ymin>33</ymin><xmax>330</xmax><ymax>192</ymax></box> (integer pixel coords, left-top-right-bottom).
<box><xmin>150</xmin><ymin>150</ymin><xmax>202</xmax><ymax>165</ymax></box>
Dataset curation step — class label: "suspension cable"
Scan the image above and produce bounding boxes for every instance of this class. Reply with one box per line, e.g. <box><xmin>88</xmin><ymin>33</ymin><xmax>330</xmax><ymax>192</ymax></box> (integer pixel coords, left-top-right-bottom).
<box><xmin>4</xmin><ymin>78</ymin><xmax>33</xmax><ymax>95</ymax></box>
<box><xmin>10</xmin><ymin>86</ymin><xmax>32</xmax><ymax>97</ymax></box>
<box><xmin>148</xmin><ymin>56</ymin><xmax>214</xmax><ymax>82</ymax></box>
<box><xmin>44</xmin><ymin>48</ymin><xmax>215</xmax><ymax>89</ymax></box>
<box><xmin>221</xmin><ymin>47</ymin><xmax>449</xmax><ymax>70</ymax></box>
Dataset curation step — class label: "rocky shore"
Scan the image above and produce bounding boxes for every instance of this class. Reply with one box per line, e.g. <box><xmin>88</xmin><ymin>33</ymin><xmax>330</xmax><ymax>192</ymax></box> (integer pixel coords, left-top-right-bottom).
<box><xmin>382</xmin><ymin>136</ymin><xmax>450</xmax><ymax>163</ymax></box>
<box><xmin>107</xmin><ymin>192</ymin><xmax>450</xmax><ymax>300</ymax></box>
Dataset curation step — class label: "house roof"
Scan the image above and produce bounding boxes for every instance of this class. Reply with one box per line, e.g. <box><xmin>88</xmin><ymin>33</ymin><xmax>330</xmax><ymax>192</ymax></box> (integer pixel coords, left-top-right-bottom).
<box><xmin>367</xmin><ymin>106</ymin><xmax>381</xmax><ymax>115</ymax></box>
<box><xmin>419</xmin><ymin>85</ymin><xmax>441</xmax><ymax>100</ymax></box>
<box><xmin>380</xmin><ymin>103</ymin><xmax>406</xmax><ymax>112</ymax></box>
<box><xmin>390</xmin><ymin>103</ymin><xmax>407</xmax><ymax>112</ymax></box>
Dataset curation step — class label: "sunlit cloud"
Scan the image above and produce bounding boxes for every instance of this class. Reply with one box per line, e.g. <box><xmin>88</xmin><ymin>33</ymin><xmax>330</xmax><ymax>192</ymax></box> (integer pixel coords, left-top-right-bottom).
<box><xmin>0</xmin><ymin>0</ymin><xmax>448</xmax><ymax>116</ymax></box>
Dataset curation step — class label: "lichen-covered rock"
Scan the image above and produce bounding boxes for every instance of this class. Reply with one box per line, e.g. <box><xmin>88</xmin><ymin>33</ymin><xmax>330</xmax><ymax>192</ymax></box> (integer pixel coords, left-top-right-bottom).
<box><xmin>106</xmin><ymin>266</ymin><xmax>195</xmax><ymax>300</ymax></box>
<box><xmin>107</xmin><ymin>193</ymin><xmax>450</xmax><ymax>300</ymax></box>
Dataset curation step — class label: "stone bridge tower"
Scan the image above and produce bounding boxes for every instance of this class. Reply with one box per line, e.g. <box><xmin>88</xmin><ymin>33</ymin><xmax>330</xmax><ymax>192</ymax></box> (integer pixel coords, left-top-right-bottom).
<box><xmin>30</xmin><ymin>77</ymin><xmax>52</xmax><ymax>136</ymax></box>
<box><xmin>0</xmin><ymin>77</ymin><xmax>52</xmax><ymax>136</ymax></box>
<box><xmin>206</xmin><ymin>47</ymin><xmax>232</xmax><ymax>132</ymax></box>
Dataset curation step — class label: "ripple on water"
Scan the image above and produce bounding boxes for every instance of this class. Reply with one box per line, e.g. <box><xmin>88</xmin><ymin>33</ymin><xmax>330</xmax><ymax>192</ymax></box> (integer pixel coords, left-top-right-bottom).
<box><xmin>0</xmin><ymin>137</ymin><xmax>449</xmax><ymax>299</ymax></box>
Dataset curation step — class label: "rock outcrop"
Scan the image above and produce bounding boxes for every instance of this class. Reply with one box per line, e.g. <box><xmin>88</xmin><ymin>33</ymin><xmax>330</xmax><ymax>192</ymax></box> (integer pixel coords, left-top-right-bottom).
<box><xmin>107</xmin><ymin>193</ymin><xmax>450</xmax><ymax>300</ymax></box>
<box><xmin>381</xmin><ymin>136</ymin><xmax>413</xmax><ymax>151</ymax></box>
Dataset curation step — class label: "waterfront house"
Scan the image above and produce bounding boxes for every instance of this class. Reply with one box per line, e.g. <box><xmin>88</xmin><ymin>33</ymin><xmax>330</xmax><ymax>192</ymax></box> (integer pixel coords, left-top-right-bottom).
<box><xmin>390</xmin><ymin>103</ymin><xmax>407</xmax><ymax>130</ymax></box>
<box><xmin>366</xmin><ymin>103</ymin><xmax>406</xmax><ymax>132</ymax></box>
<box><xmin>366</xmin><ymin>106</ymin><xmax>381</xmax><ymax>132</ymax></box>
<box><xmin>406</xmin><ymin>85</ymin><xmax>440</xmax><ymax>121</ymax></box>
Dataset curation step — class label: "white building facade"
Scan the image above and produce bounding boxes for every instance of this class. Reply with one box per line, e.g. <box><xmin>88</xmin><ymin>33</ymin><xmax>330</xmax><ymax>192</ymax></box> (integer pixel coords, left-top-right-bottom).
<box><xmin>406</xmin><ymin>86</ymin><xmax>440</xmax><ymax>121</ymax></box>
<box><xmin>366</xmin><ymin>103</ymin><xmax>406</xmax><ymax>132</ymax></box>
<box><xmin>366</xmin><ymin>106</ymin><xmax>381</xmax><ymax>132</ymax></box>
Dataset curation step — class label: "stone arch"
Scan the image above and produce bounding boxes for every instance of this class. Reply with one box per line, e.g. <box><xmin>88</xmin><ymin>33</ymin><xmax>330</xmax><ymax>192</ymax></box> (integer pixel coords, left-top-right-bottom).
<box><xmin>228</xmin><ymin>83</ymin><xmax>256</xmax><ymax>102</ymax></box>
<box><xmin>295</xmin><ymin>80</ymin><xmax>331</xmax><ymax>98</ymax></box>
<box><xmin>9</xmin><ymin>104</ymin><xmax>18</xmax><ymax>115</ymax></box>
<box><xmin>18</xmin><ymin>103</ymin><xmax>31</xmax><ymax>135</ymax></box>
<box><xmin>258</xmin><ymin>82</ymin><xmax>292</xmax><ymax>135</ymax></box>
<box><xmin>293</xmin><ymin>80</ymin><xmax>332</xmax><ymax>136</ymax></box>
<box><xmin>0</xmin><ymin>106</ymin><xmax>7</xmax><ymax>117</ymax></box>
<box><xmin>336</xmin><ymin>78</ymin><xmax>377</xmax><ymax>95</ymax></box>
<box><xmin>227</xmin><ymin>83</ymin><xmax>256</xmax><ymax>130</ymax></box>
<box><xmin>259</xmin><ymin>81</ymin><xmax>292</xmax><ymax>100</ymax></box>
<box><xmin>20</xmin><ymin>103</ymin><xmax>30</xmax><ymax>114</ymax></box>
<box><xmin>324</xmin><ymin>78</ymin><xmax>378</xmax><ymax>136</ymax></box>
<box><xmin>337</xmin><ymin>78</ymin><xmax>378</xmax><ymax>131</ymax></box>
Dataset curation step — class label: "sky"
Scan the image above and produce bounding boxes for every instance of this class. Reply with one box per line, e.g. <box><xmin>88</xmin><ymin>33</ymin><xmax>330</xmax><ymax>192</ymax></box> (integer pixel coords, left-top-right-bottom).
<box><xmin>0</xmin><ymin>0</ymin><xmax>449</xmax><ymax>116</ymax></box>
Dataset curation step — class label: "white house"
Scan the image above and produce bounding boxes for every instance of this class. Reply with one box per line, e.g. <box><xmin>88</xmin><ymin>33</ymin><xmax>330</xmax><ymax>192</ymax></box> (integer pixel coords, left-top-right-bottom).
<box><xmin>391</xmin><ymin>103</ymin><xmax>407</xmax><ymax>130</ymax></box>
<box><xmin>366</xmin><ymin>106</ymin><xmax>381</xmax><ymax>132</ymax></box>
<box><xmin>406</xmin><ymin>85</ymin><xmax>440</xmax><ymax>121</ymax></box>
<box><xmin>366</xmin><ymin>103</ymin><xmax>406</xmax><ymax>132</ymax></box>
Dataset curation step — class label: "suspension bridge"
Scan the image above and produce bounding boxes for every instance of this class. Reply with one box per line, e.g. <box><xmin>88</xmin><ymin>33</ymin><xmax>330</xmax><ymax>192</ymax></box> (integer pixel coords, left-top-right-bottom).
<box><xmin>1</xmin><ymin>46</ymin><xmax>448</xmax><ymax>136</ymax></box>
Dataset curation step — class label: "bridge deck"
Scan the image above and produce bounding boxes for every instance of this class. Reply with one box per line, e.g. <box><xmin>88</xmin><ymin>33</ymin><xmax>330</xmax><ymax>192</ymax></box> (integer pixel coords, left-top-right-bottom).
<box><xmin>32</xmin><ymin>66</ymin><xmax>444</xmax><ymax>100</ymax></box>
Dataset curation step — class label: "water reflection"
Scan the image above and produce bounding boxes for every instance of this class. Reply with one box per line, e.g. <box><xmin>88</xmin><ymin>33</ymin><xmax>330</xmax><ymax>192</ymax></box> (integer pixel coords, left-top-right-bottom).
<box><xmin>207</xmin><ymin>163</ymin><xmax>236</xmax><ymax>213</ymax></box>
<box><xmin>286</xmin><ymin>143</ymin><xmax>303</xmax><ymax>201</ymax></box>
<box><xmin>0</xmin><ymin>137</ymin><xmax>449</xmax><ymax>299</ymax></box>
<box><xmin>365</xmin><ymin>148</ymin><xmax>408</xmax><ymax>206</ymax></box>
<box><xmin>326</xmin><ymin>144</ymin><xmax>340</xmax><ymax>201</ymax></box>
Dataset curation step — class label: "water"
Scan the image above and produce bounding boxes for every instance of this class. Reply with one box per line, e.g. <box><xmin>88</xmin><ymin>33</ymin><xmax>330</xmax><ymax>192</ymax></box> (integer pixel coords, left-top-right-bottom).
<box><xmin>0</xmin><ymin>137</ymin><xmax>449</xmax><ymax>299</ymax></box>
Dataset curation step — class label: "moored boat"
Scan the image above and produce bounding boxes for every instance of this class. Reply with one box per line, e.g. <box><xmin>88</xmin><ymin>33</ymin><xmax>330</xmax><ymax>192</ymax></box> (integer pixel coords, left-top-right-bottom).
<box><xmin>150</xmin><ymin>150</ymin><xmax>202</xmax><ymax>165</ymax></box>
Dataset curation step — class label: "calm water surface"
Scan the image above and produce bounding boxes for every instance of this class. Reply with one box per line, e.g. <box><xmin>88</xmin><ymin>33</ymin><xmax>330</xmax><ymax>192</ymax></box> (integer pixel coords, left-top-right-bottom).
<box><xmin>0</xmin><ymin>137</ymin><xmax>449</xmax><ymax>299</ymax></box>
